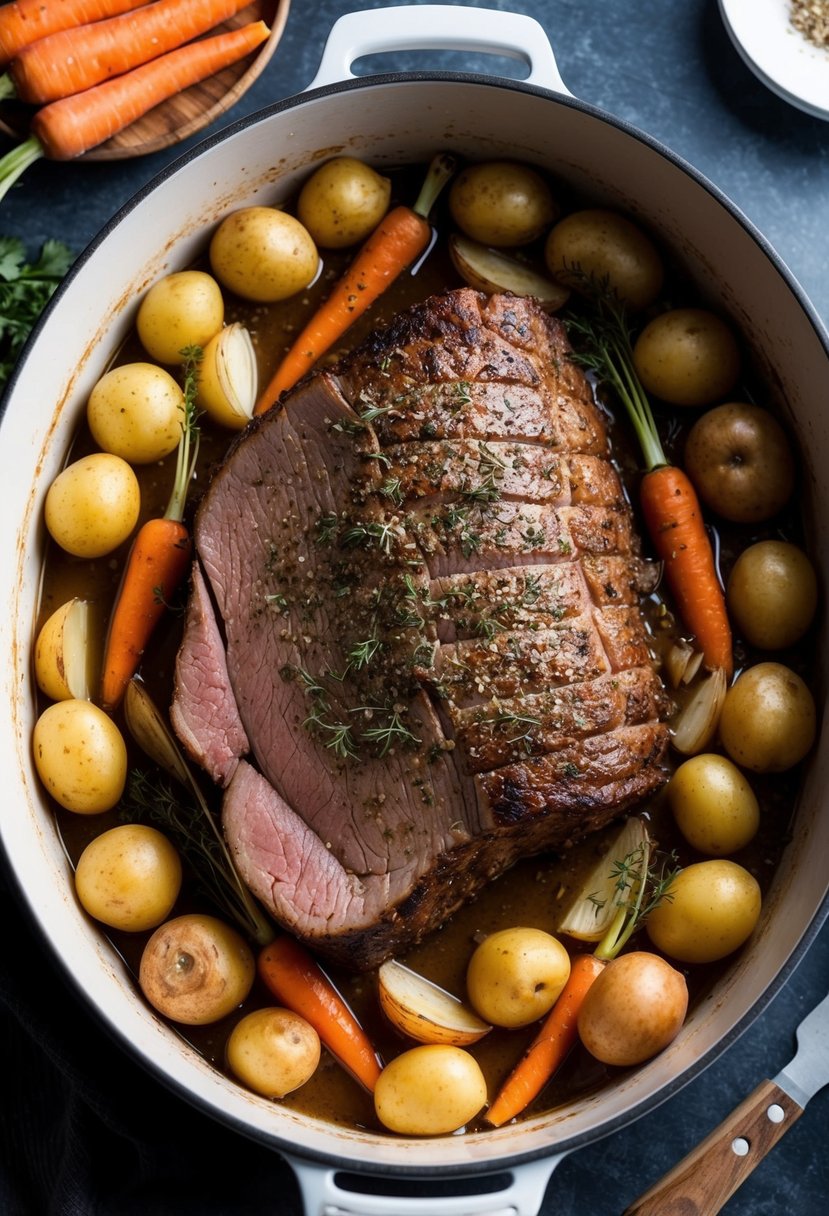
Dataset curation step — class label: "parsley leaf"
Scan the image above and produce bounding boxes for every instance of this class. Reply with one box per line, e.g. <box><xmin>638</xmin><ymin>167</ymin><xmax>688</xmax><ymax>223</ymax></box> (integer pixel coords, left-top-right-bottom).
<box><xmin>0</xmin><ymin>237</ymin><xmax>74</xmax><ymax>391</ymax></box>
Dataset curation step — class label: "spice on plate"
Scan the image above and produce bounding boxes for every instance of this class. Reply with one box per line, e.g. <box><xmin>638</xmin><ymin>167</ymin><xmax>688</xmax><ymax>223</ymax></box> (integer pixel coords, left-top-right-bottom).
<box><xmin>790</xmin><ymin>0</ymin><xmax>829</xmax><ymax>48</ymax></box>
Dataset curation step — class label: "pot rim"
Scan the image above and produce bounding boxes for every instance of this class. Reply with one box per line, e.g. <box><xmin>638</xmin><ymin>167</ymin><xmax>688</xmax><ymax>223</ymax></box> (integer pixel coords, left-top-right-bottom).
<box><xmin>4</xmin><ymin>67</ymin><xmax>829</xmax><ymax>1178</ymax></box>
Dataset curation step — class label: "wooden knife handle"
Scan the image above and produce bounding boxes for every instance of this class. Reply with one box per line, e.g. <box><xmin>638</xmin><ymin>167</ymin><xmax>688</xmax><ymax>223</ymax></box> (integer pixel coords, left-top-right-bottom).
<box><xmin>622</xmin><ymin>1078</ymin><xmax>804</xmax><ymax>1215</ymax></box>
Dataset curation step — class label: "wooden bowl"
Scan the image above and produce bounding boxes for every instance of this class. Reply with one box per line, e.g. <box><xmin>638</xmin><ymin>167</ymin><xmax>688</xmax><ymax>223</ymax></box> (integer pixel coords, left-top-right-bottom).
<box><xmin>0</xmin><ymin>0</ymin><xmax>290</xmax><ymax>161</ymax></box>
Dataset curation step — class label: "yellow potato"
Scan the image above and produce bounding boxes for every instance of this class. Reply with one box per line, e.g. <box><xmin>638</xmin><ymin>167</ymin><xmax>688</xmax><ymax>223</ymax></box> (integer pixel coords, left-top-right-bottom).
<box><xmin>449</xmin><ymin>160</ymin><xmax>557</xmax><ymax>247</ymax></box>
<box><xmin>719</xmin><ymin>662</ymin><xmax>816</xmax><ymax>773</ymax></box>
<box><xmin>374</xmin><ymin>1045</ymin><xmax>487</xmax><ymax>1135</ymax></box>
<box><xmin>136</xmin><ymin>270</ymin><xmax>224</xmax><ymax>364</ymax></box>
<box><xmin>33</xmin><ymin>699</ymin><xmax>127</xmax><ymax>814</ymax></box>
<box><xmin>34</xmin><ymin>598</ymin><xmax>97</xmax><ymax>702</ymax></box>
<box><xmin>209</xmin><ymin>207</ymin><xmax>320</xmax><ymax>303</ymax></box>
<box><xmin>632</xmin><ymin>307</ymin><xmax>741</xmax><ymax>406</ymax></box>
<box><xmin>466</xmin><ymin>926</ymin><xmax>571</xmax><ymax>1027</ymax></box>
<box><xmin>87</xmin><ymin>362</ymin><xmax>184</xmax><ymax>463</ymax></box>
<box><xmin>75</xmin><ymin>824</ymin><xmax>182</xmax><ymax>931</ymax></box>
<box><xmin>646</xmin><ymin>861</ymin><xmax>761</xmax><ymax>964</ymax></box>
<box><xmin>44</xmin><ymin>453</ymin><xmax>140</xmax><ymax>558</ymax></box>
<box><xmin>297</xmin><ymin>157</ymin><xmax>391</xmax><ymax>249</ymax></box>
<box><xmin>727</xmin><ymin>540</ymin><xmax>817</xmax><ymax>649</ymax></box>
<box><xmin>667</xmin><ymin>754</ymin><xmax>760</xmax><ymax>856</ymax></box>
<box><xmin>226</xmin><ymin>1007</ymin><xmax>321</xmax><ymax>1098</ymax></box>
<box><xmin>544</xmin><ymin>208</ymin><xmax>664</xmax><ymax>309</ymax></box>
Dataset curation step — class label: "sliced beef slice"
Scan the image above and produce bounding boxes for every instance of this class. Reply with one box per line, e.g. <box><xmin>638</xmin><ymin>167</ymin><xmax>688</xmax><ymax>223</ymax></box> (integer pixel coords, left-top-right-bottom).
<box><xmin>173</xmin><ymin>288</ymin><xmax>670</xmax><ymax>969</ymax></box>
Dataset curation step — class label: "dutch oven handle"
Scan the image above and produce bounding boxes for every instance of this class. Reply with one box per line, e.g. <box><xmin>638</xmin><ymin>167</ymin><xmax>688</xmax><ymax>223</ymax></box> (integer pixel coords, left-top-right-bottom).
<box><xmin>305</xmin><ymin>3</ymin><xmax>573</xmax><ymax>95</ymax></box>
<box><xmin>287</xmin><ymin>1152</ymin><xmax>566</xmax><ymax>1216</ymax></box>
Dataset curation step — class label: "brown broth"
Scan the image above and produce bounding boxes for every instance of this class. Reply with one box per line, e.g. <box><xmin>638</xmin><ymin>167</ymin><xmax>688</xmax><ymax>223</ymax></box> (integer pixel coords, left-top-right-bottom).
<box><xmin>41</xmin><ymin>162</ymin><xmax>810</xmax><ymax>1136</ymax></box>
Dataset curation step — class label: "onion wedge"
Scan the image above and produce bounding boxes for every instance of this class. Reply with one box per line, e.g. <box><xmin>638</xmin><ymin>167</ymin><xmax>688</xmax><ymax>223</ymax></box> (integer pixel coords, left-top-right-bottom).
<box><xmin>557</xmin><ymin>816</ymin><xmax>651</xmax><ymax>942</ymax></box>
<box><xmin>449</xmin><ymin>233</ymin><xmax>570</xmax><ymax>311</ymax></box>
<box><xmin>378</xmin><ymin>959</ymin><xmax>491</xmax><ymax>1046</ymax></box>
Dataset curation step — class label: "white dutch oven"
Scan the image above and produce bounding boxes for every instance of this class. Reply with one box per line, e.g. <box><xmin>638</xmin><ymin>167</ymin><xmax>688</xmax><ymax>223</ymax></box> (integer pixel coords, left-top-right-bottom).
<box><xmin>1</xmin><ymin>7</ymin><xmax>828</xmax><ymax>1215</ymax></box>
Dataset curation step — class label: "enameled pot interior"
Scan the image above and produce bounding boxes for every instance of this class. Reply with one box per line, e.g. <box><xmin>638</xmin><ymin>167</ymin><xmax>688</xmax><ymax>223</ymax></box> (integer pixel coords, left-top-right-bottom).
<box><xmin>2</xmin><ymin>75</ymin><xmax>828</xmax><ymax>1174</ymax></box>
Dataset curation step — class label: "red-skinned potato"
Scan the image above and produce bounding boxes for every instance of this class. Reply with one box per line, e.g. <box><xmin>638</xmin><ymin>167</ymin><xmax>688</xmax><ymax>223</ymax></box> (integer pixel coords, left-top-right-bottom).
<box><xmin>577</xmin><ymin>951</ymin><xmax>688</xmax><ymax>1066</ymax></box>
<box><xmin>683</xmin><ymin>402</ymin><xmax>795</xmax><ymax>523</ymax></box>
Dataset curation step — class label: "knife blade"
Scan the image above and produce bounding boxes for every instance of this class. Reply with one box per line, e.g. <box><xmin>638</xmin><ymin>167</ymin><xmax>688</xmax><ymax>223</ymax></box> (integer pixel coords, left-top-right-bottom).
<box><xmin>622</xmin><ymin>986</ymin><xmax>829</xmax><ymax>1216</ymax></box>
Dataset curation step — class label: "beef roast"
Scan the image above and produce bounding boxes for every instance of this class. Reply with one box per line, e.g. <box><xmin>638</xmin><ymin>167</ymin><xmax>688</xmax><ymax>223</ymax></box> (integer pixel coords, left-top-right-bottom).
<box><xmin>173</xmin><ymin>289</ymin><xmax>670</xmax><ymax>970</ymax></box>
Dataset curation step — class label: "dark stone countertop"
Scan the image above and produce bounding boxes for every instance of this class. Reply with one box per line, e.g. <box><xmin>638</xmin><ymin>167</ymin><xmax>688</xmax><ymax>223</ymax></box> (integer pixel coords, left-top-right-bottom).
<box><xmin>1</xmin><ymin>3</ymin><xmax>828</xmax><ymax>1214</ymax></box>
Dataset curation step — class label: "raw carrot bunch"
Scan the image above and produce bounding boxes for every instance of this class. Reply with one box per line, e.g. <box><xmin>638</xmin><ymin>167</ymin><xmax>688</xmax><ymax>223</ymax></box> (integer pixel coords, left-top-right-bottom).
<box><xmin>0</xmin><ymin>0</ymin><xmax>272</xmax><ymax>199</ymax></box>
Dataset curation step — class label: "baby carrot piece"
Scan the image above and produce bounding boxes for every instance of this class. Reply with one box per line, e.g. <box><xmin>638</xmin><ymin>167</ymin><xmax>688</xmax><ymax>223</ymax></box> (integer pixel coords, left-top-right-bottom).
<box><xmin>6</xmin><ymin>0</ymin><xmax>253</xmax><ymax>105</ymax></box>
<box><xmin>258</xmin><ymin>935</ymin><xmax>383</xmax><ymax>1093</ymax></box>
<box><xmin>99</xmin><ymin>352</ymin><xmax>200</xmax><ymax>712</ymax></box>
<box><xmin>567</xmin><ymin>296</ymin><xmax>733</xmax><ymax>677</ymax></box>
<box><xmin>0</xmin><ymin>0</ymin><xmax>146</xmax><ymax>64</ymax></box>
<box><xmin>0</xmin><ymin>21</ymin><xmax>271</xmax><ymax>197</ymax></box>
<box><xmin>254</xmin><ymin>152</ymin><xmax>457</xmax><ymax>414</ymax></box>
<box><xmin>485</xmin><ymin>953</ymin><xmax>605</xmax><ymax>1127</ymax></box>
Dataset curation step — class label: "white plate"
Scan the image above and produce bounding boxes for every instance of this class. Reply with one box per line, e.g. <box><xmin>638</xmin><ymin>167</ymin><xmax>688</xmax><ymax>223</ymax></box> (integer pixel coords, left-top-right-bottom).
<box><xmin>719</xmin><ymin>0</ymin><xmax>829</xmax><ymax>119</ymax></box>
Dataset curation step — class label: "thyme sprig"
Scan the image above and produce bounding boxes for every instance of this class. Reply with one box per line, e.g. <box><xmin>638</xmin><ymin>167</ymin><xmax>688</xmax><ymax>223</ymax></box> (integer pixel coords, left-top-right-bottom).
<box><xmin>592</xmin><ymin>837</ymin><xmax>679</xmax><ymax>961</ymax></box>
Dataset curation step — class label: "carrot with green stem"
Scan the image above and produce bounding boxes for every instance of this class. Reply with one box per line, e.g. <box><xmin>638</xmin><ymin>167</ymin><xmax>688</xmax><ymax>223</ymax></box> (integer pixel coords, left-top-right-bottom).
<box><xmin>0</xmin><ymin>21</ymin><xmax>271</xmax><ymax>198</ymax></box>
<box><xmin>486</xmin><ymin>832</ymin><xmax>676</xmax><ymax>1126</ymax></box>
<box><xmin>99</xmin><ymin>348</ymin><xmax>201</xmax><ymax>712</ymax></box>
<box><xmin>0</xmin><ymin>0</ymin><xmax>254</xmax><ymax>105</ymax></box>
<box><xmin>0</xmin><ymin>0</ymin><xmax>147</xmax><ymax>63</ymax></box>
<box><xmin>254</xmin><ymin>152</ymin><xmax>457</xmax><ymax>414</ymax></box>
<box><xmin>258</xmin><ymin>935</ymin><xmax>383</xmax><ymax>1093</ymax></box>
<box><xmin>566</xmin><ymin>293</ymin><xmax>734</xmax><ymax>677</ymax></box>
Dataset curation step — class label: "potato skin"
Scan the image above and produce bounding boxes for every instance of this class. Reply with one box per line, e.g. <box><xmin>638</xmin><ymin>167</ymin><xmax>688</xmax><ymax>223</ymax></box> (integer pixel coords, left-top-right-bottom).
<box><xmin>667</xmin><ymin>754</ymin><xmax>759</xmax><ymax>856</ymax></box>
<box><xmin>544</xmin><ymin>208</ymin><xmax>663</xmax><ymax>309</ymax></box>
<box><xmin>87</xmin><ymin>362</ymin><xmax>183</xmax><ymax>464</ymax></box>
<box><xmin>577</xmin><ymin>952</ymin><xmax>688</xmax><ymax>1066</ymax></box>
<box><xmin>44</xmin><ymin>453</ymin><xmax>140</xmax><ymax>558</ymax></box>
<box><xmin>226</xmin><ymin>1007</ymin><xmax>320</xmax><ymax>1098</ymax></box>
<box><xmin>684</xmin><ymin>402</ymin><xmax>795</xmax><ymax>523</ymax></box>
<box><xmin>646</xmin><ymin>861</ymin><xmax>761</xmax><ymax>964</ymax></box>
<box><xmin>726</xmin><ymin>540</ymin><xmax>817</xmax><ymax>649</ymax></box>
<box><xmin>33</xmin><ymin>699</ymin><xmax>127</xmax><ymax>814</ymax></box>
<box><xmin>719</xmin><ymin>662</ymin><xmax>816</xmax><ymax>773</ymax></box>
<box><xmin>632</xmin><ymin>307</ymin><xmax>740</xmax><ymax>406</ymax></box>
<box><xmin>75</xmin><ymin>824</ymin><xmax>182</xmax><ymax>931</ymax></box>
<box><xmin>136</xmin><ymin>270</ymin><xmax>224</xmax><ymax>364</ymax></box>
<box><xmin>449</xmin><ymin>160</ymin><xmax>557</xmax><ymax>247</ymax></box>
<box><xmin>466</xmin><ymin>926</ymin><xmax>571</xmax><ymax>1027</ymax></box>
<box><xmin>297</xmin><ymin>157</ymin><xmax>391</xmax><ymax>249</ymax></box>
<box><xmin>209</xmin><ymin>207</ymin><xmax>319</xmax><ymax>303</ymax></box>
<box><xmin>139</xmin><ymin>914</ymin><xmax>255</xmax><ymax>1025</ymax></box>
<box><xmin>374</xmin><ymin>1045</ymin><xmax>487</xmax><ymax>1135</ymax></box>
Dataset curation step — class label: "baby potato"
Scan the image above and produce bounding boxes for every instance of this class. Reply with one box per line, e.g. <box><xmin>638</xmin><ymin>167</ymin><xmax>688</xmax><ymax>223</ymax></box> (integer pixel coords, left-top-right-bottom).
<box><xmin>374</xmin><ymin>1045</ymin><xmax>487</xmax><ymax>1135</ymax></box>
<box><xmin>297</xmin><ymin>156</ymin><xmax>391</xmax><ymax>249</ymax></box>
<box><xmin>226</xmin><ymin>1007</ymin><xmax>321</xmax><ymax>1098</ymax></box>
<box><xmin>136</xmin><ymin>270</ymin><xmax>224</xmax><ymax>364</ymax></box>
<box><xmin>33</xmin><ymin>699</ymin><xmax>127</xmax><ymax>814</ymax></box>
<box><xmin>75</xmin><ymin>824</ymin><xmax>182</xmax><ymax>931</ymax></box>
<box><xmin>544</xmin><ymin>208</ymin><xmax>664</xmax><ymax>310</ymax></box>
<box><xmin>684</xmin><ymin>403</ymin><xmax>795</xmax><ymax>523</ymax></box>
<box><xmin>632</xmin><ymin>307</ymin><xmax>741</xmax><ymax>406</ymax></box>
<box><xmin>466</xmin><ymin>926</ymin><xmax>571</xmax><ymax>1027</ymax></box>
<box><xmin>87</xmin><ymin>362</ymin><xmax>184</xmax><ymax>464</ymax></box>
<box><xmin>646</xmin><ymin>860</ymin><xmax>762</xmax><ymax>964</ymax></box>
<box><xmin>44</xmin><ymin>452</ymin><xmax>140</xmax><ymax>558</ymax></box>
<box><xmin>727</xmin><ymin>541</ymin><xmax>817</xmax><ymax>650</ymax></box>
<box><xmin>139</xmin><ymin>913</ymin><xmax>255</xmax><ymax>1025</ymax></box>
<box><xmin>449</xmin><ymin>160</ymin><xmax>557</xmax><ymax>247</ymax></box>
<box><xmin>209</xmin><ymin>206</ymin><xmax>320</xmax><ymax>303</ymax></box>
<box><xmin>577</xmin><ymin>952</ymin><xmax>688</xmax><ymax>1066</ymax></box>
<box><xmin>719</xmin><ymin>662</ymin><xmax>816</xmax><ymax>773</ymax></box>
<box><xmin>667</xmin><ymin>754</ymin><xmax>760</xmax><ymax>856</ymax></box>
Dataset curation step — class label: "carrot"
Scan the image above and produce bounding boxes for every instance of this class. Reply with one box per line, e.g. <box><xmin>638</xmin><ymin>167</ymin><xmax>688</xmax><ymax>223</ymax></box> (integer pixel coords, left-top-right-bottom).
<box><xmin>485</xmin><ymin>953</ymin><xmax>605</xmax><ymax>1127</ymax></box>
<box><xmin>0</xmin><ymin>21</ymin><xmax>270</xmax><ymax>198</ymax></box>
<box><xmin>254</xmin><ymin>152</ymin><xmax>457</xmax><ymax>414</ymax></box>
<box><xmin>6</xmin><ymin>0</ymin><xmax>253</xmax><ymax>105</ymax></box>
<box><xmin>0</xmin><ymin>0</ymin><xmax>147</xmax><ymax>64</ymax></box>
<box><xmin>567</xmin><ymin>297</ymin><xmax>733</xmax><ymax>677</ymax></box>
<box><xmin>99</xmin><ymin>351</ymin><xmax>200</xmax><ymax>712</ymax></box>
<box><xmin>258</xmin><ymin>935</ymin><xmax>383</xmax><ymax>1093</ymax></box>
